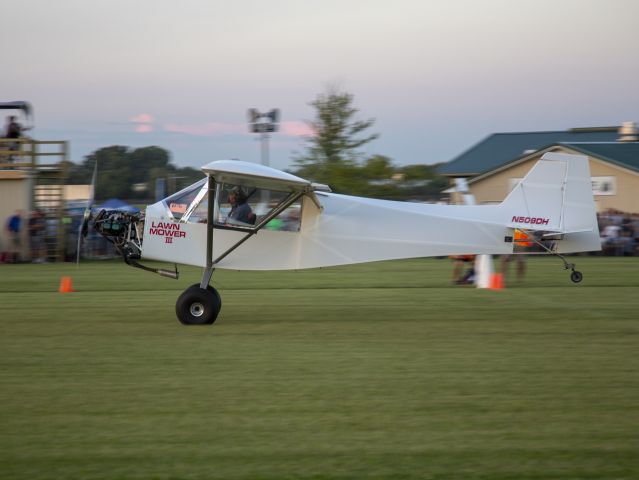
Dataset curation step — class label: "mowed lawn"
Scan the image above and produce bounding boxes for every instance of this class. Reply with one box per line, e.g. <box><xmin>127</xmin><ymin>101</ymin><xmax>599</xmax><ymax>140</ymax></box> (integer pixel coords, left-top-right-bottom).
<box><xmin>0</xmin><ymin>257</ymin><xmax>638</xmax><ymax>480</ymax></box>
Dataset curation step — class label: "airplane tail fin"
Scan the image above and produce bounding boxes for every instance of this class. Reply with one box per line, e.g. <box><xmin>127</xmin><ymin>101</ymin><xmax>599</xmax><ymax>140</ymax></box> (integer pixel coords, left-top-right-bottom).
<box><xmin>500</xmin><ymin>152</ymin><xmax>600</xmax><ymax>253</ymax></box>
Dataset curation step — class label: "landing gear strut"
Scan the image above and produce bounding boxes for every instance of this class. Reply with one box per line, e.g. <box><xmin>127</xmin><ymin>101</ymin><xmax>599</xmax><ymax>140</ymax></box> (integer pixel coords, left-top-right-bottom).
<box><xmin>518</xmin><ymin>228</ymin><xmax>584</xmax><ymax>284</ymax></box>
<box><xmin>175</xmin><ymin>283</ymin><xmax>222</xmax><ymax>325</ymax></box>
<box><xmin>549</xmin><ymin>251</ymin><xmax>583</xmax><ymax>284</ymax></box>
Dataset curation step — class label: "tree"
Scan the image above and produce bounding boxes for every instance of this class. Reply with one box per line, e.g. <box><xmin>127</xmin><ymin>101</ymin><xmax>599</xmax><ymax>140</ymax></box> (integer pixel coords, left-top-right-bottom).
<box><xmin>66</xmin><ymin>146</ymin><xmax>202</xmax><ymax>201</ymax></box>
<box><xmin>295</xmin><ymin>86</ymin><xmax>379</xmax><ymax>189</ymax></box>
<box><xmin>361</xmin><ymin>155</ymin><xmax>394</xmax><ymax>180</ymax></box>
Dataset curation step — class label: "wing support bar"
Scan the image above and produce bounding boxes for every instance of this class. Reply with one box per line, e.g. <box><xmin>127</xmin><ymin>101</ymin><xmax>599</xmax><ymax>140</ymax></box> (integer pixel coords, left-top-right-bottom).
<box><xmin>199</xmin><ymin>184</ymin><xmax>305</xmax><ymax>289</ymax></box>
<box><xmin>212</xmin><ymin>190</ymin><xmax>304</xmax><ymax>266</ymax></box>
<box><xmin>200</xmin><ymin>176</ymin><xmax>216</xmax><ymax>289</ymax></box>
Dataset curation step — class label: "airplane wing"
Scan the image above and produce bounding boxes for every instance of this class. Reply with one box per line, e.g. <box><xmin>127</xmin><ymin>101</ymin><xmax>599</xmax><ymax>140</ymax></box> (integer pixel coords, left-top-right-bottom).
<box><xmin>201</xmin><ymin>160</ymin><xmax>312</xmax><ymax>191</ymax></box>
<box><xmin>201</xmin><ymin>160</ymin><xmax>330</xmax><ymax>207</ymax></box>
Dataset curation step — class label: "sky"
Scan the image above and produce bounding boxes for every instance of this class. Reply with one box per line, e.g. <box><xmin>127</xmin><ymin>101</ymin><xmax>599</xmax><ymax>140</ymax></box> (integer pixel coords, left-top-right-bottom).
<box><xmin>3</xmin><ymin>0</ymin><xmax>639</xmax><ymax>171</ymax></box>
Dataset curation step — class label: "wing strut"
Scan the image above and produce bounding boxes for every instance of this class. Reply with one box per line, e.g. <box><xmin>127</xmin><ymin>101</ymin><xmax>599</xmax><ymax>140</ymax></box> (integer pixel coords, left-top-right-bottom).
<box><xmin>200</xmin><ymin>176</ymin><xmax>216</xmax><ymax>289</ymax></box>
<box><xmin>198</xmin><ymin>180</ymin><xmax>305</xmax><ymax>290</ymax></box>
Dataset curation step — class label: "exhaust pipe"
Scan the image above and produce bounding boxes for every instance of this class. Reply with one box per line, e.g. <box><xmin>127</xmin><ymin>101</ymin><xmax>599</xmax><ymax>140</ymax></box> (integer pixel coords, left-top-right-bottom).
<box><xmin>157</xmin><ymin>268</ymin><xmax>179</xmax><ymax>280</ymax></box>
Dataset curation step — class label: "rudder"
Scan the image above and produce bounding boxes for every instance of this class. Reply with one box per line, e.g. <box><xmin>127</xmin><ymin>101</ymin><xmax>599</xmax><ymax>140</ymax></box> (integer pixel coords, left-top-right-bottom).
<box><xmin>500</xmin><ymin>152</ymin><xmax>600</xmax><ymax>253</ymax></box>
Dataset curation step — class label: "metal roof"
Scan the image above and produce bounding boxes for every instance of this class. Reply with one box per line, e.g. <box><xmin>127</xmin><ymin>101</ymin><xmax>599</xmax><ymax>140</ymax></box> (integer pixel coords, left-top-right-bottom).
<box><xmin>561</xmin><ymin>142</ymin><xmax>639</xmax><ymax>173</ymax></box>
<box><xmin>468</xmin><ymin>141</ymin><xmax>639</xmax><ymax>185</ymax></box>
<box><xmin>438</xmin><ymin>129</ymin><xmax>619</xmax><ymax>176</ymax></box>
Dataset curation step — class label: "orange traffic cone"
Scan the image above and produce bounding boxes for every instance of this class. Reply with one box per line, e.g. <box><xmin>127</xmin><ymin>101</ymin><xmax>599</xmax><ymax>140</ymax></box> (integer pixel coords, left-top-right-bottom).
<box><xmin>59</xmin><ymin>276</ymin><xmax>75</xmax><ymax>293</ymax></box>
<box><xmin>489</xmin><ymin>273</ymin><xmax>504</xmax><ymax>290</ymax></box>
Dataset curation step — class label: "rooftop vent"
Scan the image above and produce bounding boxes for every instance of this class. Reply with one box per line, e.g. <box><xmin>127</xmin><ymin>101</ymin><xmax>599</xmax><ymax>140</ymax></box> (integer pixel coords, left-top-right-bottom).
<box><xmin>618</xmin><ymin>121</ymin><xmax>638</xmax><ymax>142</ymax></box>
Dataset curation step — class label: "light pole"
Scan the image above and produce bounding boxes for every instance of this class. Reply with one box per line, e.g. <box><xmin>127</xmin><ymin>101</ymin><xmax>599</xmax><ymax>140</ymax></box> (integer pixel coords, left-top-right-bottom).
<box><xmin>247</xmin><ymin>108</ymin><xmax>280</xmax><ymax>167</ymax></box>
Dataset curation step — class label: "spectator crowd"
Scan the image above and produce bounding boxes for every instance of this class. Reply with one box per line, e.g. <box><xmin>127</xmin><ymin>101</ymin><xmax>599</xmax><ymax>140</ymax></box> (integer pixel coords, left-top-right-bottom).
<box><xmin>1</xmin><ymin>209</ymin><xmax>117</xmax><ymax>263</ymax></box>
<box><xmin>598</xmin><ymin>209</ymin><xmax>639</xmax><ymax>256</ymax></box>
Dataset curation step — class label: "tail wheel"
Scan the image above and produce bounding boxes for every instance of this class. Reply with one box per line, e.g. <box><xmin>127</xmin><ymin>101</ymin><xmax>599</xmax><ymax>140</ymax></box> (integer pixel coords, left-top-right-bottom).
<box><xmin>570</xmin><ymin>271</ymin><xmax>583</xmax><ymax>283</ymax></box>
<box><xmin>176</xmin><ymin>284</ymin><xmax>222</xmax><ymax>325</ymax></box>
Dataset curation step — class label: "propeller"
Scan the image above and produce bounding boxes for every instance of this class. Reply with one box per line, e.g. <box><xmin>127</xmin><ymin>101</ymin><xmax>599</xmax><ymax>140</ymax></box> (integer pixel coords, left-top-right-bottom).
<box><xmin>76</xmin><ymin>161</ymin><xmax>98</xmax><ymax>266</ymax></box>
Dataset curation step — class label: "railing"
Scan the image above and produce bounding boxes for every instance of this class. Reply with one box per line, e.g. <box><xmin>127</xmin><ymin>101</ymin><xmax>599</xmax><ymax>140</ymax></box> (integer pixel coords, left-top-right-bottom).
<box><xmin>0</xmin><ymin>137</ymin><xmax>68</xmax><ymax>168</ymax></box>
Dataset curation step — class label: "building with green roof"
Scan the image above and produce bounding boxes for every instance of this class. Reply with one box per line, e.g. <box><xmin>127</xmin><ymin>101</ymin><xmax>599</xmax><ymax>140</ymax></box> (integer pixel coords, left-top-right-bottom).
<box><xmin>440</xmin><ymin>124</ymin><xmax>639</xmax><ymax>213</ymax></box>
<box><xmin>439</xmin><ymin>127</ymin><xmax>621</xmax><ymax>177</ymax></box>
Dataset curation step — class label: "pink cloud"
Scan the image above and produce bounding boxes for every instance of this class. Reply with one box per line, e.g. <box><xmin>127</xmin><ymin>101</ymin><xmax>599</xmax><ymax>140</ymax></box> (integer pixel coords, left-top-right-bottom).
<box><xmin>161</xmin><ymin>120</ymin><xmax>315</xmax><ymax>137</ymax></box>
<box><xmin>135</xmin><ymin>124</ymin><xmax>154</xmax><ymax>133</ymax></box>
<box><xmin>280</xmin><ymin>121</ymin><xmax>314</xmax><ymax>137</ymax></box>
<box><xmin>130</xmin><ymin>113</ymin><xmax>154</xmax><ymax>124</ymax></box>
<box><xmin>163</xmin><ymin>122</ymin><xmax>245</xmax><ymax>136</ymax></box>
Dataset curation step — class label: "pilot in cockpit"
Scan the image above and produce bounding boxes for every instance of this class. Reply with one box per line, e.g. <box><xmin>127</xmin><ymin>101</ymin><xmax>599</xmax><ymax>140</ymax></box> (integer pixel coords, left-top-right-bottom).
<box><xmin>227</xmin><ymin>186</ymin><xmax>255</xmax><ymax>226</ymax></box>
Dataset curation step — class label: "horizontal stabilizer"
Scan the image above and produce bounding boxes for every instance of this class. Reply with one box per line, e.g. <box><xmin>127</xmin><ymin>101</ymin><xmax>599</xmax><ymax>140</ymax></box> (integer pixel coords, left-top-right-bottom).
<box><xmin>541</xmin><ymin>228</ymin><xmax>593</xmax><ymax>237</ymax></box>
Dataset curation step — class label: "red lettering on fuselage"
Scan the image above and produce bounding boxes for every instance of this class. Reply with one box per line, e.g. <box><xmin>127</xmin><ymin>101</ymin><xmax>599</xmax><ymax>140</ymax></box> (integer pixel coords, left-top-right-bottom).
<box><xmin>149</xmin><ymin>221</ymin><xmax>187</xmax><ymax>241</ymax></box>
<box><xmin>151</xmin><ymin>221</ymin><xmax>180</xmax><ymax>230</ymax></box>
<box><xmin>149</xmin><ymin>228</ymin><xmax>186</xmax><ymax>237</ymax></box>
<box><xmin>511</xmin><ymin>216</ymin><xmax>550</xmax><ymax>225</ymax></box>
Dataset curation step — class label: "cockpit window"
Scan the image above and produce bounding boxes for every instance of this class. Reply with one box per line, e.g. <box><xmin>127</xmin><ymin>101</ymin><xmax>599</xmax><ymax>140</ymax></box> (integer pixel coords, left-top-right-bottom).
<box><xmin>263</xmin><ymin>202</ymin><xmax>301</xmax><ymax>232</ymax></box>
<box><xmin>179</xmin><ymin>181</ymin><xmax>302</xmax><ymax>232</ymax></box>
<box><xmin>163</xmin><ymin>178</ymin><xmax>206</xmax><ymax>220</ymax></box>
<box><xmin>186</xmin><ymin>196</ymin><xmax>209</xmax><ymax>224</ymax></box>
<box><xmin>214</xmin><ymin>184</ymin><xmax>301</xmax><ymax>231</ymax></box>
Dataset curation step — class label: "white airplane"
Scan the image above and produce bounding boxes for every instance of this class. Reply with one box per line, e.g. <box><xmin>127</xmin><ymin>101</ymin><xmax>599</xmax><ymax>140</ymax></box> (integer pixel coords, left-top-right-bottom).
<box><xmin>90</xmin><ymin>152</ymin><xmax>600</xmax><ymax>325</ymax></box>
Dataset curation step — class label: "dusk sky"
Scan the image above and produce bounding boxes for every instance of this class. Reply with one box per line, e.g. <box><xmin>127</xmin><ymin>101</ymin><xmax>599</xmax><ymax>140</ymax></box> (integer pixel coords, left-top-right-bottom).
<box><xmin>4</xmin><ymin>0</ymin><xmax>638</xmax><ymax>171</ymax></box>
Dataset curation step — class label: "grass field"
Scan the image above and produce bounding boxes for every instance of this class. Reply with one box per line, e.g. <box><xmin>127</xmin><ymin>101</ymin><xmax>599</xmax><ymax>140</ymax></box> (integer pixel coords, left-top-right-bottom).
<box><xmin>0</xmin><ymin>257</ymin><xmax>638</xmax><ymax>480</ymax></box>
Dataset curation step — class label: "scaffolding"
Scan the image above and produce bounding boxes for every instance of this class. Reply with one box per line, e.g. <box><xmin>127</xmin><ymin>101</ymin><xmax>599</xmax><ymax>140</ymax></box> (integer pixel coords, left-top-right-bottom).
<box><xmin>0</xmin><ymin>137</ymin><xmax>69</xmax><ymax>261</ymax></box>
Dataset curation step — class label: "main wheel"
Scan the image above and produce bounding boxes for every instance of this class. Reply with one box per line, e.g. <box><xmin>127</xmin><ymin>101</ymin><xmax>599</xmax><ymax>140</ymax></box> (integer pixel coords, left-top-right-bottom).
<box><xmin>176</xmin><ymin>284</ymin><xmax>222</xmax><ymax>325</ymax></box>
<box><xmin>570</xmin><ymin>270</ymin><xmax>583</xmax><ymax>283</ymax></box>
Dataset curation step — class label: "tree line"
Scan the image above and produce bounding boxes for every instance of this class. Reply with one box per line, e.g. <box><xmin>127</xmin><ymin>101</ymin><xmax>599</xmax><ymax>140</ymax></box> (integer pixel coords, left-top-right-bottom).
<box><xmin>65</xmin><ymin>146</ymin><xmax>203</xmax><ymax>200</ymax></box>
<box><xmin>66</xmin><ymin>87</ymin><xmax>447</xmax><ymax>201</ymax></box>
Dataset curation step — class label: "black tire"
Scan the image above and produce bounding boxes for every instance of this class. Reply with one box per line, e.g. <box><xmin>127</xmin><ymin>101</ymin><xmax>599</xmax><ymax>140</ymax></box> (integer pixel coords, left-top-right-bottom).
<box><xmin>191</xmin><ymin>283</ymin><xmax>222</xmax><ymax>310</ymax></box>
<box><xmin>570</xmin><ymin>271</ymin><xmax>583</xmax><ymax>283</ymax></box>
<box><xmin>208</xmin><ymin>285</ymin><xmax>222</xmax><ymax>310</ymax></box>
<box><xmin>176</xmin><ymin>284</ymin><xmax>222</xmax><ymax>325</ymax></box>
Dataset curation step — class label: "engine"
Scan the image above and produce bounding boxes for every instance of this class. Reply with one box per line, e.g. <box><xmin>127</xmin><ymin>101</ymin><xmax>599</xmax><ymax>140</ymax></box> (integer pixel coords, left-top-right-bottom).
<box><xmin>92</xmin><ymin>209</ymin><xmax>178</xmax><ymax>279</ymax></box>
<box><xmin>93</xmin><ymin>209</ymin><xmax>144</xmax><ymax>260</ymax></box>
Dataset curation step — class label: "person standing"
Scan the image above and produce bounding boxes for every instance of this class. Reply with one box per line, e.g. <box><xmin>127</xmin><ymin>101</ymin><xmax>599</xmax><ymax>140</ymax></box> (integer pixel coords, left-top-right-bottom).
<box><xmin>4</xmin><ymin>116</ymin><xmax>22</xmax><ymax>139</ymax></box>
<box><xmin>3</xmin><ymin>116</ymin><xmax>26</xmax><ymax>164</ymax></box>
<box><xmin>28</xmin><ymin>210</ymin><xmax>46</xmax><ymax>263</ymax></box>
<box><xmin>500</xmin><ymin>230</ymin><xmax>529</xmax><ymax>283</ymax></box>
<box><xmin>6</xmin><ymin>211</ymin><xmax>23</xmax><ymax>263</ymax></box>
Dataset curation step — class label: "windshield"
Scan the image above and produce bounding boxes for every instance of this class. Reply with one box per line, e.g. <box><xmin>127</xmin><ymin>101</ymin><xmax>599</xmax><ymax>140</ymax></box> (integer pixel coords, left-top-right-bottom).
<box><xmin>163</xmin><ymin>178</ymin><xmax>206</xmax><ymax>220</ymax></box>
